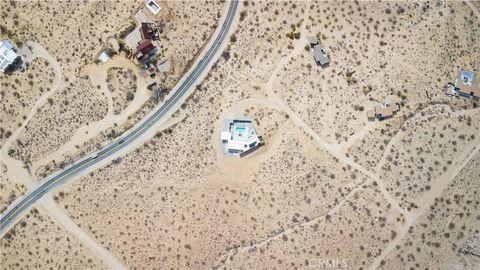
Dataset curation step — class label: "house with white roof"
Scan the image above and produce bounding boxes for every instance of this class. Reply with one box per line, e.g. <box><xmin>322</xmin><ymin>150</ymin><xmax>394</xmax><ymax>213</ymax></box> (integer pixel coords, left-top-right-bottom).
<box><xmin>221</xmin><ymin>118</ymin><xmax>263</xmax><ymax>156</ymax></box>
<box><xmin>0</xmin><ymin>40</ymin><xmax>19</xmax><ymax>73</ymax></box>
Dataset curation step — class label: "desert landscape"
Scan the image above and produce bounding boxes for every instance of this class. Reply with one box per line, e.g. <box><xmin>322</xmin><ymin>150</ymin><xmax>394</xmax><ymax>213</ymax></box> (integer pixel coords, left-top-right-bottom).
<box><xmin>1</xmin><ymin>0</ymin><xmax>479</xmax><ymax>269</ymax></box>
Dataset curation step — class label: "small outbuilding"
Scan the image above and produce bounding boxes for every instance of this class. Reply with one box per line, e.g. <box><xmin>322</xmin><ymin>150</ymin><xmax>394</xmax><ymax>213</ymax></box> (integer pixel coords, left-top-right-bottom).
<box><xmin>98</xmin><ymin>52</ymin><xmax>110</xmax><ymax>63</ymax></box>
<box><xmin>145</xmin><ymin>0</ymin><xmax>161</xmax><ymax>15</ymax></box>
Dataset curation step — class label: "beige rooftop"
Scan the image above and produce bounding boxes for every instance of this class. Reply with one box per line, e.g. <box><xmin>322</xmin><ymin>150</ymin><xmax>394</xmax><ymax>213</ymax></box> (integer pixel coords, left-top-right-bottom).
<box><xmin>367</xmin><ymin>102</ymin><xmax>400</xmax><ymax>121</ymax></box>
<box><xmin>455</xmin><ymin>70</ymin><xmax>480</xmax><ymax>97</ymax></box>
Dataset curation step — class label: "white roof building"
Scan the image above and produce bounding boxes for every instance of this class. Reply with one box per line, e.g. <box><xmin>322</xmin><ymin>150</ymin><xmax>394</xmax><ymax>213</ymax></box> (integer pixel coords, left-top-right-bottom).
<box><xmin>98</xmin><ymin>52</ymin><xmax>110</xmax><ymax>62</ymax></box>
<box><xmin>0</xmin><ymin>40</ymin><xmax>18</xmax><ymax>73</ymax></box>
<box><xmin>221</xmin><ymin>131</ymin><xmax>231</xmax><ymax>141</ymax></box>
<box><xmin>146</xmin><ymin>0</ymin><xmax>161</xmax><ymax>15</ymax></box>
<box><xmin>221</xmin><ymin>118</ymin><xmax>262</xmax><ymax>156</ymax></box>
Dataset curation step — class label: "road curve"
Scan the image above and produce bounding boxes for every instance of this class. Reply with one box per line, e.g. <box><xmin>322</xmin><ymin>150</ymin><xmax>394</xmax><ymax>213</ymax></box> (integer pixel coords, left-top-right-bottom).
<box><xmin>0</xmin><ymin>0</ymin><xmax>239</xmax><ymax>235</ymax></box>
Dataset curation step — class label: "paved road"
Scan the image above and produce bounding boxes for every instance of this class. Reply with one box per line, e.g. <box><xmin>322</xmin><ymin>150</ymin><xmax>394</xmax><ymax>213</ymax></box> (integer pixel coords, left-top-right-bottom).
<box><xmin>0</xmin><ymin>0</ymin><xmax>239</xmax><ymax>235</ymax></box>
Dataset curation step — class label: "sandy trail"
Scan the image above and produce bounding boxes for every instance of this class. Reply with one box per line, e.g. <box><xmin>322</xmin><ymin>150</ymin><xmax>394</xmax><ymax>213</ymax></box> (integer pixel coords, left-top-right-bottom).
<box><xmin>211</xmin><ymin>97</ymin><xmax>290</xmax><ymax>184</ymax></box>
<box><xmin>0</xmin><ymin>42</ymin><xmax>127</xmax><ymax>269</ymax></box>
<box><xmin>374</xmin><ymin>106</ymin><xmax>480</xmax><ymax>175</ymax></box>
<box><xmin>1</xmin><ymin>41</ymin><xmax>63</xmax><ymax>187</ymax></box>
<box><xmin>41</xmin><ymin>195</ymin><xmax>127</xmax><ymax>269</ymax></box>
<box><xmin>3</xmin><ymin>0</ymin><xmax>240</xmax><ymax>238</ymax></box>
<box><xmin>366</xmin><ymin>106</ymin><xmax>480</xmax><ymax>269</ymax></box>
<box><xmin>214</xmin><ymin>6</ymin><xmax>406</xmax><ymax>267</ymax></box>
<box><xmin>258</xmin><ymin>9</ymin><xmax>406</xmax><ymax>218</ymax></box>
<box><xmin>368</xmin><ymin>140</ymin><xmax>480</xmax><ymax>270</ymax></box>
<box><xmin>279</xmin><ymin>79</ymin><xmax>480</xmax><ymax>270</ymax></box>
<box><xmin>31</xmin><ymin>0</ymin><xmax>242</xmax><ymax>177</ymax></box>
<box><xmin>31</xmin><ymin>56</ymin><xmax>151</xmax><ymax>176</ymax></box>
<box><xmin>5</xmin><ymin>0</ymin><xmax>239</xmax><ymax>212</ymax></box>
<box><xmin>98</xmin><ymin>75</ymin><xmax>114</xmax><ymax>117</ymax></box>
<box><xmin>214</xmin><ymin>31</ymin><xmax>480</xmax><ymax>270</ymax></box>
<box><xmin>338</xmin><ymin>121</ymin><xmax>379</xmax><ymax>154</ymax></box>
<box><xmin>215</xmin><ymin>163</ymin><xmax>370</xmax><ymax>269</ymax></box>
<box><xmin>269</xmin><ymin>97</ymin><xmax>407</xmax><ymax>216</ymax></box>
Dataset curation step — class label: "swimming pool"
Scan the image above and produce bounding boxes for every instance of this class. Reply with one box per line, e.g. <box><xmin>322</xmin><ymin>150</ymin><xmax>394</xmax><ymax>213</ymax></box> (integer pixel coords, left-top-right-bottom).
<box><xmin>235</xmin><ymin>127</ymin><xmax>246</xmax><ymax>132</ymax></box>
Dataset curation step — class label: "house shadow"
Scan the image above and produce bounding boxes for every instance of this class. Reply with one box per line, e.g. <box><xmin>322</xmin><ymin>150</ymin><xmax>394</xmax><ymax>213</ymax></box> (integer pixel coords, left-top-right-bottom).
<box><xmin>3</xmin><ymin>56</ymin><xmax>25</xmax><ymax>75</ymax></box>
<box><xmin>317</xmin><ymin>62</ymin><xmax>330</xmax><ymax>69</ymax></box>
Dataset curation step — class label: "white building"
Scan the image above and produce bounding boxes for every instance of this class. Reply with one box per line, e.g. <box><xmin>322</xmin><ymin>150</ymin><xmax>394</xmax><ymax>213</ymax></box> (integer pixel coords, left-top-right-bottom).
<box><xmin>98</xmin><ymin>52</ymin><xmax>110</xmax><ymax>63</ymax></box>
<box><xmin>221</xmin><ymin>118</ymin><xmax>262</xmax><ymax>156</ymax></box>
<box><xmin>0</xmin><ymin>40</ymin><xmax>19</xmax><ymax>73</ymax></box>
<box><xmin>145</xmin><ymin>0</ymin><xmax>161</xmax><ymax>15</ymax></box>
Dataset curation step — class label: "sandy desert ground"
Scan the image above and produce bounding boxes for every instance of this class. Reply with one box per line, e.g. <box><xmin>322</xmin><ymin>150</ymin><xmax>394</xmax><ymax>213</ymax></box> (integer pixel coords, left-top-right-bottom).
<box><xmin>1</xmin><ymin>0</ymin><xmax>479</xmax><ymax>269</ymax></box>
<box><xmin>381</xmin><ymin>152</ymin><xmax>480</xmax><ymax>269</ymax></box>
<box><xmin>1</xmin><ymin>0</ymin><xmax>224</xmax><ymax>182</ymax></box>
<box><xmin>0</xmin><ymin>207</ymin><xmax>105</xmax><ymax>269</ymax></box>
<box><xmin>0</xmin><ymin>161</ymin><xmax>25</xmax><ymax>213</ymax></box>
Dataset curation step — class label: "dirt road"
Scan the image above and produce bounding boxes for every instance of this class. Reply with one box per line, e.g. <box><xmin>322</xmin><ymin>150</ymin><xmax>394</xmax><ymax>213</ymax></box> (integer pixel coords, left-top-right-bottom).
<box><xmin>0</xmin><ymin>42</ymin><xmax>127</xmax><ymax>269</ymax></box>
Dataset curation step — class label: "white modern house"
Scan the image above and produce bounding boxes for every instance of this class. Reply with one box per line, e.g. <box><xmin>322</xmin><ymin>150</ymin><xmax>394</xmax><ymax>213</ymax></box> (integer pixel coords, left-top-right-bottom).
<box><xmin>221</xmin><ymin>118</ymin><xmax>263</xmax><ymax>156</ymax></box>
<box><xmin>0</xmin><ymin>40</ymin><xmax>19</xmax><ymax>73</ymax></box>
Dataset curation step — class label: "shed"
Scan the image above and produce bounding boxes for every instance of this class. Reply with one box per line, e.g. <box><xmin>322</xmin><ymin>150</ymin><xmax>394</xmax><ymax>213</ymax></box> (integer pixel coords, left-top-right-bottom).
<box><xmin>366</xmin><ymin>109</ymin><xmax>376</xmax><ymax>121</ymax></box>
<box><xmin>146</xmin><ymin>0</ymin><xmax>161</xmax><ymax>15</ymax></box>
<box><xmin>98</xmin><ymin>52</ymin><xmax>110</xmax><ymax>62</ymax></box>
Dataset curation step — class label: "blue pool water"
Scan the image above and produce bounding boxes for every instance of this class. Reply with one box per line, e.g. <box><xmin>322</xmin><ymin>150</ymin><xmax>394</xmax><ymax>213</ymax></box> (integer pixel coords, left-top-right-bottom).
<box><xmin>235</xmin><ymin>127</ymin><xmax>246</xmax><ymax>132</ymax></box>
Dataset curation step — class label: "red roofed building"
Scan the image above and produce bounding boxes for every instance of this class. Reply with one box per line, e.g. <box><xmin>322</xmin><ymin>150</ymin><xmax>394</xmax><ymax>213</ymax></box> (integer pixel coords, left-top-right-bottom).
<box><xmin>135</xmin><ymin>39</ymin><xmax>156</xmax><ymax>60</ymax></box>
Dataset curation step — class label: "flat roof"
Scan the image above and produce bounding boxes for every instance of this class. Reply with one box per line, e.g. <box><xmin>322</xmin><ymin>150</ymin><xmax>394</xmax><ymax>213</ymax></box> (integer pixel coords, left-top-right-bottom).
<box><xmin>455</xmin><ymin>70</ymin><xmax>479</xmax><ymax>97</ymax></box>
<box><xmin>0</xmin><ymin>40</ymin><xmax>14</xmax><ymax>50</ymax></box>
<box><xmin>146</xmin><ymin>0</ymin><xmax>161</xmax><ymax>15</ymax></box>
<box><xmin>367</xmin><ymin>103</ymin><xmax>399</xmax><ymax>120</ymax></box>
<box><xmin>0</xmin><ymin>40</ymin><xmax>18</xmax><ymax>72</ymax></box>
<box><xmin>307</xmin><ymin>36</ymin><xmax>318</xmax><ymax>45</ymax></box>
<box><xmin>375</xmin><ymin>107</ymin><xmax>394</xmax><ymax>117</ymax></box>
<box><xmin>366</xmin><ymin>110</ymin><xmax>375</xmax><ymax>118</ymax></box>
<box><xmin>221</xmin><ymin>131</ymin><xmax>231</xmax><ymax>141</ymax></box>
<box><xmin>221</xmin><ymin>118</ymin><xmax>261</xmax><ymax>155</ymax></box>
<box><xmin>227</xmin><ymin>140</ymin><xmax>248</xmax><ymax>151</ymax></box>
<box><xmin>312</xmin><ymin>44</ymin><xmax>329</xmax><ymax>65</ymax></box>
<box><xmin>98</xmin><ymin>52</ymin><xmax>110</xmax><ymax>62</ymax></box>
